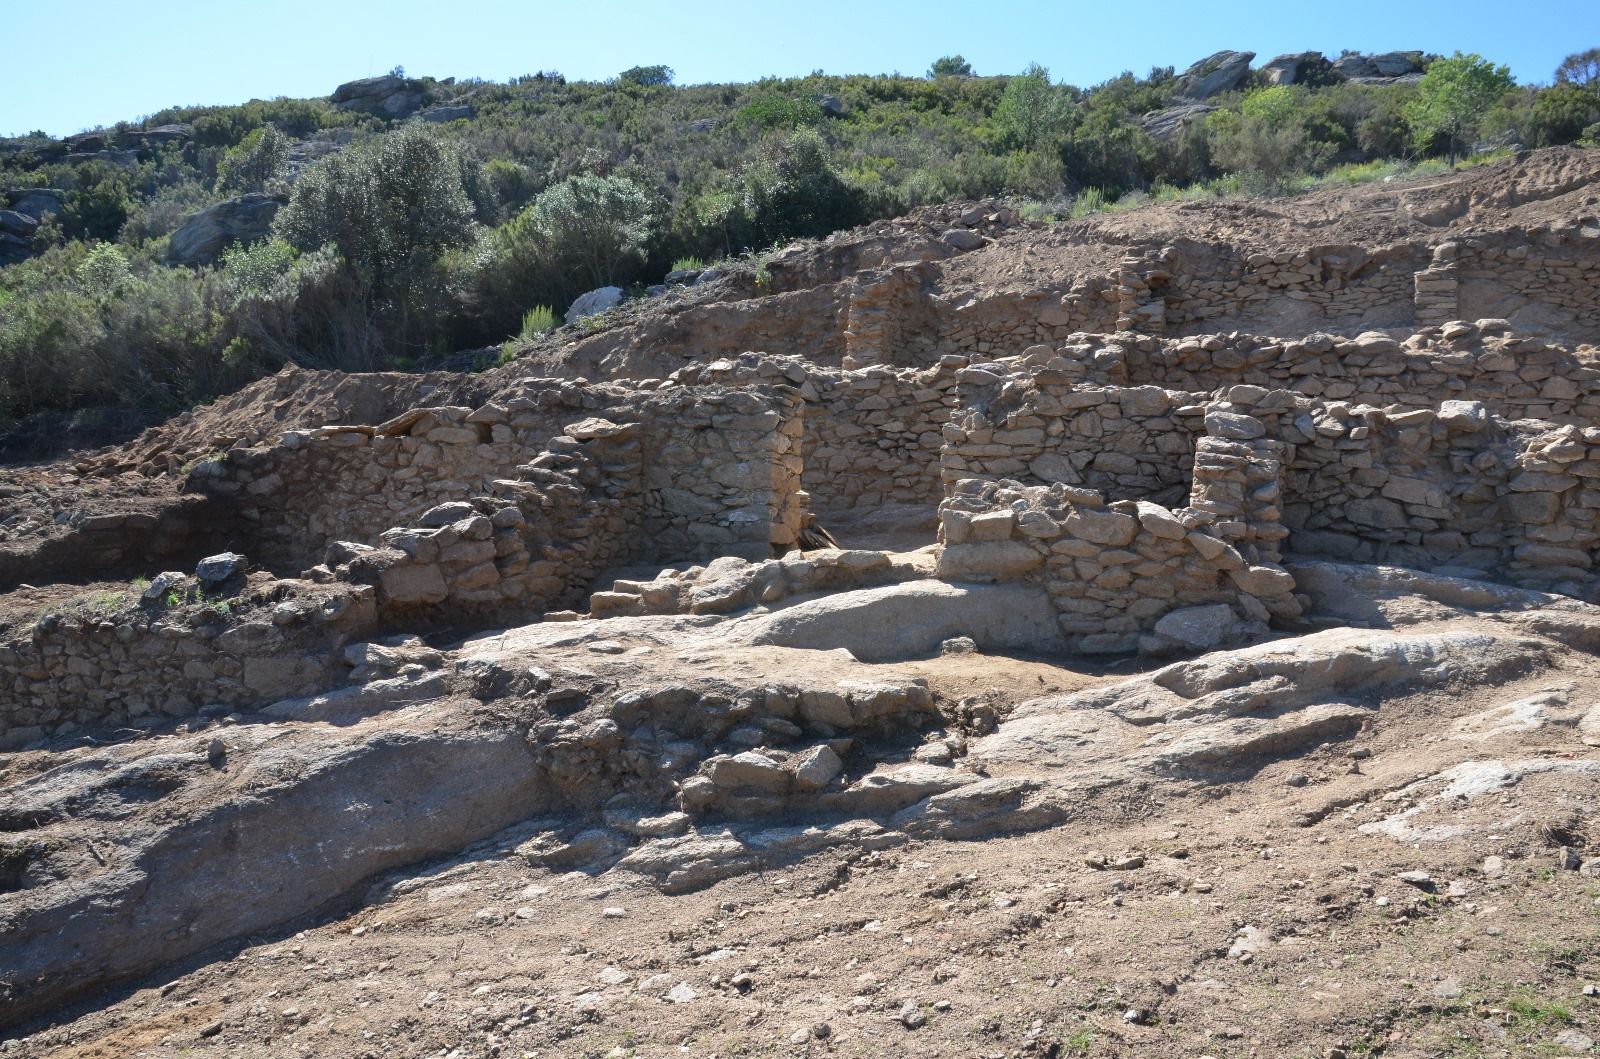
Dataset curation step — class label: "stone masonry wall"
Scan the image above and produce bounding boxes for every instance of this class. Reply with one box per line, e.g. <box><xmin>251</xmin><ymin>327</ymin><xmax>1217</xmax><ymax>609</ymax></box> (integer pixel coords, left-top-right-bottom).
<box><xmin>0</xmin><ymin>580</ymin><xmax>379</xmax><ymax>749</ymax></box>
<box><xmin>1055</xmin><ymin>324</ymin><xmax>1600</xmax><ymax>427</ymax></box>
<box><xmin>193</xmin><ymin>380</ymin><xmax>806</xmax><ymax>573</ymax></box>
<box><xmin>672</xmin><ymin>354</ymin><xmax>958</xmax><ymax>523</ymax></box>
<box><xmin>940</xmin><ymin>358</ymin><xmax>1203</xmax><ymax>508</ymax></box>
<box><xmin>935</xmin><ymin>471</ymin><xmax>1300</xmax><ymax>655</ymax></box>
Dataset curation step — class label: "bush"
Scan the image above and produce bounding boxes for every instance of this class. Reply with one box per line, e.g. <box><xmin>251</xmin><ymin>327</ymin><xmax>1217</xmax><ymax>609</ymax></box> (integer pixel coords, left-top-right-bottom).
<box><xmin>522</xmin><ymin>172</ymin><xmax>655</xmax><ymax>289</ymax></box>
<box><xmin>736</xmin><ymin>94</ymin><xmax>824</xmax><ymax>130</ymax></box>
<box><xmin>618</xmin><ymin>65</ymin><xmax>673</xmax><ymax>87</ymax></box>
<box><xmin>670</xmin><ymin>256</ymin><xmax>707</xmax><ymax>272</ymax></box>
<box><xmin>517</xmin><ymin>304</ymin><xmax>557</xmax><ymax>338</ymax></box>
<box><xmin>215</xmin><ymin>125</ymin><xmax>290</xmax><ymax>194</ymax></box>
<box><xmin>274</xmin><ymin>125</ymin><xmax>478</xmax><ymax>350</ymax></box>
<box><xmin>993</xmin><ymin>64</ymin><xmax>1072</xmax><ymax>151</ymax></box>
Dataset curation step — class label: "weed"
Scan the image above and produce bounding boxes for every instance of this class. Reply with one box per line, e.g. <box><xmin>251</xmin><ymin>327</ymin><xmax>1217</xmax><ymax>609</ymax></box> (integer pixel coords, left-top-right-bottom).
<box><xmin>1503</xmin><ymin>988</ymin><xmax>1573</xmax><ymax>1028</ymax></box>
<box><xmin>670</xmin><ymin>256</ymin><xmax>707</xmax><ymax>273</ymax></box>
<box><xmin>1062</xmin><ymin>1028</ymin><xmax>1096</xmax><ymax>1054</ymax></box>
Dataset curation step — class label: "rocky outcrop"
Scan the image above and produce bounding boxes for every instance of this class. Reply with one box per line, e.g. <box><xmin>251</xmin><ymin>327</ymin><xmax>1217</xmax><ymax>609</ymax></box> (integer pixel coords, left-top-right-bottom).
<box><xmin>1173</xmin><ymin>50</ymin><xmax>1255</xmax><ymax>99</ymax></box>
<box><xmin>166</xmin><ymin>193</ymin><xmax>283</xmax><ymax>266</ymax></box>
<box><xmin>1332</xmin><ymin>51</ymin><xmax>1426</xmax><ymax>82</ymax></box>
<box><xmin>331</xmin><ymin>74</ymin><xmax>429</xmax><ymax>119</ymax></box>
<box><xmin>418</xmin><ymin>103</ymin><xmax>474</xmax><ymax>123</ymax></box>
<box><xmin>1141</xmin><ymin>102</ymin><xmax>1218</xmax><ymax>141</ymax></box>
<box><xmin>1260</xmin><ymin>52</ymin><xmax>1333</xmax><ymax>85</ymax></box>
<box><xmin>566</xmin><ymin>285</ymin><xmax>624</xmax><ymax>323</ymax></box>
<box><xmin>7</xmin><ymin>188</ymin><xmax>65</xmax><ymax>220</ymax></box>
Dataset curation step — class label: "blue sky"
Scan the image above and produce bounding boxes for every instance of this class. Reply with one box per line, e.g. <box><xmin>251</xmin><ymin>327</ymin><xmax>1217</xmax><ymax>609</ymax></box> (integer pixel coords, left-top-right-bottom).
<box><xmin>4</xmin><ymin>0</ymin><xmax>1597</xmax><ymax>136</ymax></box>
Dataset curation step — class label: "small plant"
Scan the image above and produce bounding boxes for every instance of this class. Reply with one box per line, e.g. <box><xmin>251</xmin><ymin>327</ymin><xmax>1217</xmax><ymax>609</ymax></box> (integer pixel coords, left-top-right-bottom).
<box><xmin>517</xmin><ymin>305</ymin><xmax>558</xmax><ymax>339</ymax></box>
<box><xmin>1069</xmin><ymin>187</ymin><xmax>1108</xmax><ymax>219</ymax></box>
<box><xmin>1503</xmin><ymin>989</ymin><xmax>1573</xmax><ymax>1027</ymax></box>
<box><xmin>1062</xmin><ymin>1028</ymin><xmax>1097</xmax><ymax>1054</ymax></box>
<box><xmin>670</xmin><ymin>256</ymin><xmax>707</xmax><ymax>273</ymax></box>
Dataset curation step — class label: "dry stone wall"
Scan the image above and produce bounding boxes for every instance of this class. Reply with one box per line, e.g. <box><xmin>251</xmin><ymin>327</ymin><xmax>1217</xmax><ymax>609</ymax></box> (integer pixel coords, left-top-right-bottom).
<box><xmin>935</xmin><ymin>471</ymin><xmax>1299</xmax><ymax>655</ymax></box>
<box><xmin>0</xmin><ymin>580</ymin><xmax>378</xmax><ymax>749</ymax></box>
<box><xmin>1042</xmin><ymin>324</ymin><xmax>1600</xmax><ymax>427</ymax></box>
<box><xmin>193</xmin><ymin>380</ymin><xmax>807</xmax><ymax>573</ymax></box>
<box><xmin>672</xmin><ymin>353</ymin><xmax>957</xmax><ymax>523</ymax></box>
<box><xmin>940</xmin><ymin>357</ymin><xmax>1203</xmax><ymax>508</ymax></box>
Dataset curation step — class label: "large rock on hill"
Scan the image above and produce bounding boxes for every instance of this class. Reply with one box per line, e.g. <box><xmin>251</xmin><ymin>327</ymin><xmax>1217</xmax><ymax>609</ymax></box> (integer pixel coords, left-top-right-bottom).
<box><xmin>331</xmin><ymin>74</ymin><xmax>429</xmax><ymax>119</ymax></box>
<box><xmin>7</xmin><ymin>188</ymin><xmax>65</xmax><ymax>220</ymax></box>
<box><xmin>166</xmin><ymin>194</ymin><xmax>283</xmax><ymax>267</ymax></box>
<box><xmin>1173</xmin><ymin>50</ymin><xmax>1255</xmax><ymax>99</ymax></box>
<box><xmin>1141</xmin><ymin>102</ymin><xmax>1218</xmax><ymax>142</ymax></box>
<box><xmin>1260</xmin><ymin>52</ymin><xmax>1333</xmax><ymax>86</ymax></box>
<box><xmin>1332</xmin><ymin>52</ymin><xmax>1426</xmax><ymax>84</ymax></box>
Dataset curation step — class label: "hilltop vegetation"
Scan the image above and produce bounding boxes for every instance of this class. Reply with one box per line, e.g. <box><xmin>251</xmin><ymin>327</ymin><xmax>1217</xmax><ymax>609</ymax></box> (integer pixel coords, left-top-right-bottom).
<box><xmin>1</xmin><ymin>49</ymin><xmax>1598</xmax><ymax>441</ymax></box>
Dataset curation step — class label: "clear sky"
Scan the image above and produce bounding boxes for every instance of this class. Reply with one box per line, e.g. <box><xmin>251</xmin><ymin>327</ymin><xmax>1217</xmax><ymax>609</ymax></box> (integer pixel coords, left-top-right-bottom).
<box><xmin>4</xmin><ymin>0</ymin><xmax>1597</xmax><ymax>136</ymax></box>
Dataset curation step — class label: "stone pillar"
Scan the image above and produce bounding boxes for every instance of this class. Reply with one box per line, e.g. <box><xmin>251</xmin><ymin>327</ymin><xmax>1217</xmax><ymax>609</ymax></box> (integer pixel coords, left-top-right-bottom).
<box><xmin>1115</xmin><ymin>254</ymin><xmax>1166</xmax><ymax>334</ymax></box>
<box><xmin>1413</xmin><ymin>241</ymin><xmax>1459</xmax><ymax>326</ymax></box>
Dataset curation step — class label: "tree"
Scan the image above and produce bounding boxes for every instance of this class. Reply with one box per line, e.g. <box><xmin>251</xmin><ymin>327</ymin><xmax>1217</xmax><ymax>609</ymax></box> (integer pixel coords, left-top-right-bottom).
<box><xmin>524</xmin><ymin>173</ymin><xmax>655</xmax><ymax>288</ymax></box>
<box><xmin>618</xmin><ymin>65</ymin><xmax>673</xmax><ymax>87</ymax></box>
<box><xmin>274</xmin><ymin>125</ymin><xmax>477</xmax><ymax>349</ymax></box>
<box><xmin>215</xmin><ymin>125</ymin><xmax>290</xmax><ymax>194</ymax></box>
<box><xmin>994</xmin><ymin>64</ymin><xmax>1072</xmax><ymax>151</ymax></box>
<box><xmin>929</xmin><ymin>55</ymin><xmax>974</xmax><ymax>79</ymax></box>
<box><xmin>1555</xmin><ymin>48</ymin><xmax>1600</xmax><ymax>92</ymax></box>
<box><xmin>1404</xmin><ymin>52</ymin><xmax>1514</xmax><ymax>164</ymax></box>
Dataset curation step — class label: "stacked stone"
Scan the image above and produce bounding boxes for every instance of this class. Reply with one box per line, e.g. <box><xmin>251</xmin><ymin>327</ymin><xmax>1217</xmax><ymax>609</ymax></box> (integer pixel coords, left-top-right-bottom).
<box><xmin>935</xmin><ymin>477</ymin><xmax>1299</xmax><ymax>653</ymax></box>
<box><xmin>941</xmin><ymin>361</ymin><xmax>1202</xmax><ymax>506</ymax></box>
<box><xmin>1114</xmin><ymin>253</ymin><xmax>1164</xmax><ymax>333</ymax></box>
<box><xmin>0</xmin><ymin>580</ymin><xmax>376</xmax><ymax>748</ymax></box>
<box><xmin>320</xmin><ymin>417</ymin><xmax>644</xmax><ymax>619</ymax></box>
<box><xmin>674</xmin><ymin>352</ymin><xmax>960</xmax><ymax>517</ymax></box>
<box><xmin>1160</xmin><ymin>242</ymin><xmax>1421</xmax><ymax>331</ymax></box>
<box><xmin>640</xmin><ymin>387</ymin><xmax>806</xmax><ymax>560</ymax></box>
<box><xmin>1109</xmin><ymin>324</ymin><xmax>1600</xmax><ymax>426</ymax></box>
<box><xmin>1413</xmin><ymin>241</ymin><xmax>1459</xmax><ymax>326</ymax></box>
<box><xmin>1190</xmin><ymin>414</ymin><xmax>1290</xmax><ymax>567</ymax></box>
<box><xmin>1456</xmin><ymin>229</ymin><xmax>1600</xmax><ymax>333</ymax></box>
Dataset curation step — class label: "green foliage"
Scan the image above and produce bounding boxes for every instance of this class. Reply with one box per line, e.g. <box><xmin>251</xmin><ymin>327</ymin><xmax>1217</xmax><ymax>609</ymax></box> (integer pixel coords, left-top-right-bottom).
<box><xmin>618</xmin><ymin>65</ymin><xmax>673</xmax><ymax>87</ymax></box>
<box><xmin>1241</xmin><ymin>85</ymin><xmax>1298</xmax><ymax>126</ymax></box>
<box><xmin>929</xmin><ymin>55</ymin><xmax>974</xmax><ymax>79</ymax></box>
<box><xmin>1555</xmin><ymin>48</ymin><xmax>1600</xmax><ymax>91</ymax></box>
<box><xmin>712</xmin><ymin>127</ymin><xmax>861</xmax><ymax>251</ymax></box>
<box><xmin>275</xmin><ymin>124</ymin><xmax>478</xmax><ymax>350</ymax></box>
<box><xmin>215</xmin><ymin>125</ymin><xmax>290</xmax><ymax>194</ymax></box>
<box><xmin>736</xmin><ymin>93</ymin><xmax>824</xmax><ymax>130</ymax></box>
<box><xmin>670</xmin><ymin>256</ymin><xmax>707</xmax><ymax>272</ymax></box>
<box><xmin>518</xmin><ymin>304</ymin><xmax>557</xmax><ymax>338</ymax></box>
<box><xmin>1208</xmin><ymin>105</ymin><xmax>1335</xmax><ymax>191</ymax></box>
<box><xmin>524</xmin><ymin>172</ymin><xmax>655</xmax><ymax>288</ymax></box>
<box><xmin>1405</xmin><ymin>52</ymin><xmax>1515</xmax><ymax>162</ymax></box>
<box><xmin>75</xmin><ymin>243</ymin><xmax>131</xmax><ymax>295</ymax></box>
<box><xmin>993</xmin><ymin>64</ymin><xmax>1072</xmax><ymax>150</ymax></box>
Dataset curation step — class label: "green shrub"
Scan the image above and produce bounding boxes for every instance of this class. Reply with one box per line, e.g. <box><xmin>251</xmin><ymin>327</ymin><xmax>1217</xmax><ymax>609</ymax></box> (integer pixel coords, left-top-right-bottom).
<box><xmin>215</xmin><ymin>125</ymin><xmax>290</xmax><ymax>194</ymax></box>
<box><xmin>518</xmin><ymin>304</ymin><xmax>557</xmax><ymax>338</ymax></box>
<box><xmin>670</xmin><ymin>256</ymin><xmax>707</xmax><ymax>272</ymax></box>
<box><xmin>736</xmin><ymin>94</ymin><xmax>824</xmax><ymax>130</ymax></box>
<box><xmin>993</xmin><ymin>64</ymin><xmax>1072</xmax><ymax>151</ymax></box>
<box><xmin>618</xmin><ymin>65</ymin><xmax>673</xmax><ymax>87</ymax></box>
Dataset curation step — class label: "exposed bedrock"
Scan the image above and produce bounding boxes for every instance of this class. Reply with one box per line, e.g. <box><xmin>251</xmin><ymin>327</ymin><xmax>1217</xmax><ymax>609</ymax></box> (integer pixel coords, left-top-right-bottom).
<box><xmin>0</xmin><ymin>707</ymin><xmax>548</xmax><ymax>1026</ymax></box>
